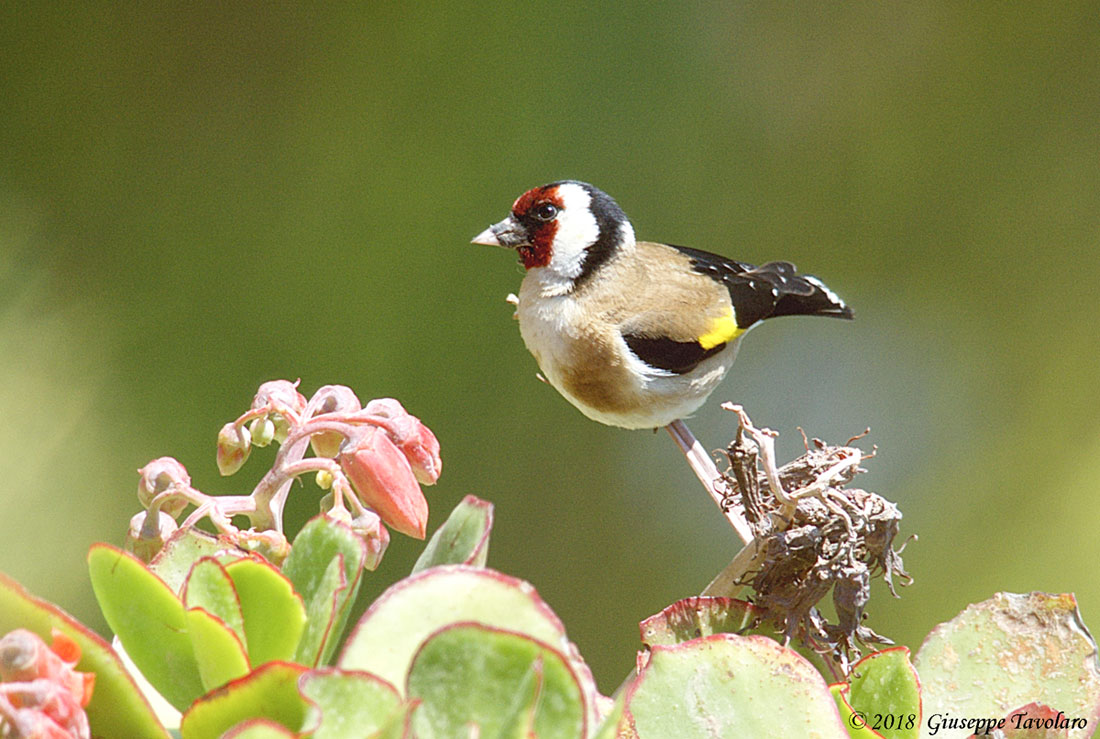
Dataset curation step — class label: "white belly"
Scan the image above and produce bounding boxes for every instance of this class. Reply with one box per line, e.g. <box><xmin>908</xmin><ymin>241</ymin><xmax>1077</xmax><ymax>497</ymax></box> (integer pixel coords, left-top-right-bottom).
<box><xmin>515</xmin><ymin>280</ymin><xmax>740</xmax><ymax>429</ymax></box>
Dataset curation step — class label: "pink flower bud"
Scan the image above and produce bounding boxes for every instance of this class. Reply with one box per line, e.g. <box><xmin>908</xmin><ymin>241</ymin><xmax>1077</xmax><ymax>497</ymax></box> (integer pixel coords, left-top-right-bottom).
<box><xmin>269</xmin><ymin>413</ymin><xmax>291</xmax><ymax>444</ymax></box>
<box><xmin>403</xmin><ymin>422</ymin><xmax>442</xmax><ymax>485</ymax></box>
<box><xmin>0</xmin><ymin>629</ymin><xmax>41</xmax><ymax>682</ymax></box>
<box><xmin>309</xmin><ymin>431</ymin><xmax>344</xmax><ymax>459</ymax></box>
<box><xmin>349</xmin><ymin>510</ymin><xmax>390</xmax><ymax>571</ymax></box>
<box><xmin>125</xmin><ymin>511</ymin><xmax>178</xmax><ymax>562</ymax></box>
<box><xmin>236</xmin><ymin>529</ymin><xmax>291</xmax><ymax>566</ymax></box>
<box><xmin>363</xmin><ymin>399</ymin><xmax>442</xmax><ymax>485</ymax></box>
<box><xmin>251</xmin><ymin>380</ymin><xmax>307</xmax><ymax>417</ymax></box>
<box><xmin>249</xmin><ymin>416</ymin><xmax>276</xmax><ymax>447</ymax></box>
<box><xmin>306</xmin><ymin>385</ymin><xmax>362</xmax><ymax>458</ymax></box>
<box><xmin>306</xmin><ymin>385</ymin><xmax>362</xmax><ymax>417</ymax></box>
<box><xmin>338</xmin><ymin>428</ymin><xmax>428</xmax><ymax>539</ymax></box>
<box><xmin>362</xmin><ymin>397</ymin><xmax>408</xmax><ymax>419</ymax></box>
<box><xmin>136</xmin><ymin>457</ymin><xmax>190</xmax><ymax>518</ymax></box>
<box><xmin>216</xmin><ymin>422</ymin><xmax>251</xmax><ymax>476</ymax></box>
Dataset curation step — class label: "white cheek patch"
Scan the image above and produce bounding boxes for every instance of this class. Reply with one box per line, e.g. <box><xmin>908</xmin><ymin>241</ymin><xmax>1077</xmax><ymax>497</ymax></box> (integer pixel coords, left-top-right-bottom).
<box><xmin>547</xmin><ymin>183</ymin><xmax>599</xmax><ymax>280</ymax></box>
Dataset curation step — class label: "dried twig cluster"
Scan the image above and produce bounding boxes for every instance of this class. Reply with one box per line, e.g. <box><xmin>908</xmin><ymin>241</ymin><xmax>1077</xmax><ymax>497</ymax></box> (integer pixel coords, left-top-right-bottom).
<box><xmin>719</xmin><ymin>404</ymin><xmax>912</xmax><ymax>672</ymax></box>
<box><xmin>669</xmin><ymin>404</ymin><xmax>912</xmax><ymax>676</ymax></box>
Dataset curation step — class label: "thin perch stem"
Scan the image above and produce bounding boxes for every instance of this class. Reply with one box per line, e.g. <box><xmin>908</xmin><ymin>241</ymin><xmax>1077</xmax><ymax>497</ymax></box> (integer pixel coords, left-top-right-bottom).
<box><xmin>701</xmin><ymin>539</ymin><xmax>760</xmax><ymax>597</ymax></box>
<box><xmin>665</xmin><ymin>419</ymin><xmax>753</xmax><ymax>547</ymax></box>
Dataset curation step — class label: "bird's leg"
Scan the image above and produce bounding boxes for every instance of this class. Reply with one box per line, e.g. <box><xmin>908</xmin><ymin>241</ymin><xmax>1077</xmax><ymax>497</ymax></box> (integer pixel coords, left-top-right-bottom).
<box><xmin>665</xmin><ymin>419</ymin><xmax>754</xmax><ymax>547</ymax></box>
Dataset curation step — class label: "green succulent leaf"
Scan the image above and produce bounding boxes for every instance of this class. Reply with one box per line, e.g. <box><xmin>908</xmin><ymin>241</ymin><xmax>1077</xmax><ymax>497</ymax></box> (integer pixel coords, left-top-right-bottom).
<box><xmin>489</xmin><ymin>660</ymin><xmax>540</xmax><ymax>738</ymax></box>
<box><xmin>639</xmin><ymin>596</ymin><xmax>760</xmax><ymax>647</ymax></box>
<box><xmin>623</xmin><ymin>633</ymin><xmax>849</xmax><ymax>738</ymax></box>
<box><xmin>338</xmin><ymin>565</ymin><xmax>570</xmax><ymax>691</ymax></box>
<box><xmin>0</xmin><ymin>569</ymin><xmax>170</xmax><ymax>738</ymax></box>
<box><xmin>183</xmin><ymin>558</ymin><xmax>245</xmax><ymax>647</ymax></box>
<box><xmin>186</xmin><ymin>607</ymin><xmax>250</xmax><ymax>691</ymax></box>
<box><xmin>149</xmin><ymin>527</ymin><xmax>237</xmax><ymax>596</ymax></box>
<box><xmin>368</xmin><ymin>706</ymin><xmax>416</xmax><ymax>739</ymax></box>
<box><xmin>914</xmin><ymin>592</ymin><xmax>1100</xmax><ymax>739</ymax></box>
<box><xmin>298</xmin><ymin>668</ymin><xmax>404</xmax><ymax>738</ymax></box>
<box><xmin>294</xmin><ymin>554</ymin><xmax>347</xmax><ymax>668</ymax></box>
<box><xmin>179</xmin><ymin>661</ymin><xmax>308</xmax><ymax>739</ymax></box>
<box><xmin>88</xmin><ymin>543</ymin><xmax>205</xmax><ymax>712</ymax></box>
<box><xmin>406</xmin><ymin>623</ymin><xmax>586</xmax><ymax>739</ymax></box>
<box><xmin>282</xmin><ymin>514</ymin><xmax>366</xmax><ymax>666</ymax></box>
<box><xmin>592</xmin><ymin>692</ymin><xmax>626</xmax><ymax>739</ymax></box>
<box><xmin>845</xmin><ymin>647</ymin><xmax>920</xmax><ymax>739</ymax></box>
<box><xmin>223</xmin><ymin>556</ymin><xmax>306</xmax><ymax>666</ymax></box>
<box><xmin>220</xmin><ymin>719</ymin><xmax>298</xmax><ymax>738</ymax></box>
<box><xmin>830</xmin><ymin>684</ymin><xmax>887</xmax><ymax>739</ymax></box>
<box><xmin>639</xmin><ymin>595</ymin><xmax>835</xmax><ymax>678</ymax></box>
<box><xmin>412</xmin><ymin>495</ymin><xmax>493</xmax><ymax>573</ymax></box>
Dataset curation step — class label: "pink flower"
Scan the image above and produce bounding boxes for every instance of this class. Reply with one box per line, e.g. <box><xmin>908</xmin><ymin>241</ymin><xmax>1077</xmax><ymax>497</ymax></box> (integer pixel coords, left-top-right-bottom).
<box><xmin>0</xmin><ymin>629</ymin><xmax>94</xmax><ymax>739</ymax></box>
<box><xmin>136</xmin><ymin>457</ymin><xmax>190</xmax><ymax>518</ymax></box>
<box><xmin>338</xmin><ymin>427</ymin><xmax>429</xmax><ymax>539</ymax></box>
<box><xmin>350</xmin><ymin>510</ymin><xmax>391</xmax><ymax>570</ymax></box>
<box><xmin>306</xmin><ymin>385</ymin><xmax>363</xmax><ymax>458</ymax></box>
<box><xmin>364</xmin><ymin>399</ymin><xmax>442</xmax><ymax>485</ymax></box>
<box><xmin>251</xmin><ymin>380</ymin><xmax>307</xmax><ymax>417</ymax></box>
<box><xmin>216</xmin><ymin>422</ymin><xmax>252</xmax><ymax>476</ymax></box>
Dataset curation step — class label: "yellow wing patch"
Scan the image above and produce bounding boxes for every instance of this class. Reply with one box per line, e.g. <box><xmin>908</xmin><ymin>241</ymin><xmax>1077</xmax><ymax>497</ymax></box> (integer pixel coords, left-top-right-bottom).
<box><xmin>697</xmin><ymin>309</ymin><xmax>743</xmax><ymax>350</ymax></box>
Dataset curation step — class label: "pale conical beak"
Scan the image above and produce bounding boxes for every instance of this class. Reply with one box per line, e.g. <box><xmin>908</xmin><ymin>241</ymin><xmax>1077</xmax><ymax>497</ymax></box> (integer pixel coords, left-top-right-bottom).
<box><xmin>471</xmin><ymin>216</ymin><xmax>528</xmax><ymax>248</ymax></box>
<box><xmin>470</xmin><ymin>225</ymin><xmax>501</xmax><ymax>246</ymax></box>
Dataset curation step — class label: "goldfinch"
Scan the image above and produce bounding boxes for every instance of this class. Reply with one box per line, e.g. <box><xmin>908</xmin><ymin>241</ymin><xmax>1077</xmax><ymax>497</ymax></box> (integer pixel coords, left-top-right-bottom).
<box><xmin>472</xmin><ymin>181</ymin><xmax>853</xmax><ymax>430</ymax></box>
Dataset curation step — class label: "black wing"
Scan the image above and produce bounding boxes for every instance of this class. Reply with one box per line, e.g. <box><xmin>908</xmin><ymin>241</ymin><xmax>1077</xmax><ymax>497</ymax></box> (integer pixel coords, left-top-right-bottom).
<box><xmin>669</xmin><ymin>244</ymin><xmax>853</xmax><ymax>328</ymax></box>
<box><xmin>622</xmin><ymin>334</ymin><xmax>727</xmax><ymax>374</ymax></box>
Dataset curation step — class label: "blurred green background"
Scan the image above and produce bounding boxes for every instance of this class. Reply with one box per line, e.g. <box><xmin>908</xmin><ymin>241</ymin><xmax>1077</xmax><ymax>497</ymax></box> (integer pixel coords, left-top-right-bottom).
<box><xmin>2</xmin><ymin>3</ymin><xmax>1098</xmax><ymax>693</ymax></box>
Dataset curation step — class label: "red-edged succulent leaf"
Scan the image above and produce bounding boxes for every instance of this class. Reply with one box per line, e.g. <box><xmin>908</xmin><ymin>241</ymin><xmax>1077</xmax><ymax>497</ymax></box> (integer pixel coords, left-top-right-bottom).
<box><xmin>411</xmin><ymin>495</ymin><xmax>493</xmax><ymax>573</ymax></box>
<box><xmin>845</xmin><ymin>647</ymin><xmax>921</xmax><ymax>739</ymax></box>
<box><xmin>622</xmin><ymin>634</ymin><xmax>848</xmax><ymax>737</ymax></box>
<box><xmin>338</xmin><ymin>565</ymin><xmax>601</xmax><ymax>731</ymax></box>
<box><xmin>406</xmin><ymin>622</ymin><xmax>586</xmax><ymax>739</ymax></box>
<box><xmin>183</xmin><ymin>558</ymin><xmax>246</xmax><ymax>648</ymax></box>
<box><xmin>220</xmin><ymin>717</ymin><xmax>299</xmax><ymax>738</ymax></box>
<box><xmin>179</xmin><ymin>661</ymin><xmax>308</xmax><ymax>739</ymax></box>
<box><xmin>297</xmin><ymin>667</ymin><xmax>404</xmax><ymax>737</ymax></box>
<box><xmin>915</xmin><ymin>592</ymin><xmax>1100</xmax><ymax>739</ymax></box>
<box><xmin>830</xmin><ymin>683</ymin><xmax>887</xmax><ymax>739</ymax></box>
<box><xmin>87</xmin><ymin>544</ymin><xmax>205</xmax><ymax>712</ymax></box>
<box><xmin>282</xmin><ymin>515</ymin><xmax>367</xmax><ymax>667</ymax></box>
<box><xmin>148</xmin><ymin>527</ymin><xmax>236</xmax><ymax>596</ymax></box>
<box><xmin>639</xmin><ymin>596</ymin><xmax>762</xmax><ymax>648</ymax></box>
<box><xmin>185</xmin><ymin>607</ymin><xmax>250</xmax><ymax>691</ymax></box>
<box><xmin>222</xmin><ymin>556</ymin><xmax>306</xmax><ymax>666</ymax></box>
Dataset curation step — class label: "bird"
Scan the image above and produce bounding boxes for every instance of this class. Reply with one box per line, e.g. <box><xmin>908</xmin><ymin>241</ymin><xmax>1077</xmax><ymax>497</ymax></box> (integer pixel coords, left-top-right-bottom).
<box><xmin>472</xmin><ymin>180</ymin><xmax>853</xmax><ymax>431</ymax></box>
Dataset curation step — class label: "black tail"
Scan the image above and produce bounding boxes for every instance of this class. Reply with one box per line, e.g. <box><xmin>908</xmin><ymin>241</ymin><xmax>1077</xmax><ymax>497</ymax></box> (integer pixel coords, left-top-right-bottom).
<box><xmin>764</xmin><ymin>263</ymin><xmax>854</xmax><ymax>321</ymax></box>
<box><xmin>670</xmin><ymin>245</ymin><xmax>853</xmax><ymax>328</ymax></box>
<box><xmin>727</xmin><ymin>261</ymin><xmax>852</xmax><ymax>327</ymax></box>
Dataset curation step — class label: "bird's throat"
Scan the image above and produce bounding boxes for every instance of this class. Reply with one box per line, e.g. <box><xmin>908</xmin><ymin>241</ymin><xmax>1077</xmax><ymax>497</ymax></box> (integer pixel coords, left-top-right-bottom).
<box><xmin>518</xmin><ymin>240</ymin><xmax>552</xmax><ymax>269</ymax></box>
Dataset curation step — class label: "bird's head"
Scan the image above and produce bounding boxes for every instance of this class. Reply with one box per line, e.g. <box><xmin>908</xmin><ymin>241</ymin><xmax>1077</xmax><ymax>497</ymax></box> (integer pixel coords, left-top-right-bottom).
<box><xmin>472</xmin><ymin>181</ymin><xmax>635</xmax><ymax>286</ymax></box>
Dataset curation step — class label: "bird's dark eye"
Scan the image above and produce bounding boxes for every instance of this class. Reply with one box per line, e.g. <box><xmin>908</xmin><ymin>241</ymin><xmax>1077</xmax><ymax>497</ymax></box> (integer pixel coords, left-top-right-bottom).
<box><xmin>533</xmin><ymin>202</ymin><xmax>559</xmax><ymax>221</ymax></box>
